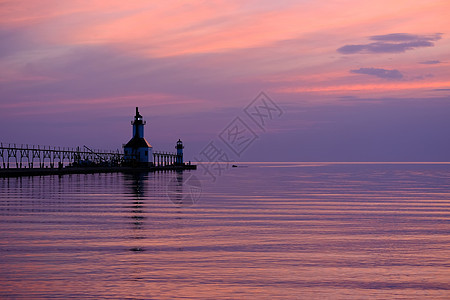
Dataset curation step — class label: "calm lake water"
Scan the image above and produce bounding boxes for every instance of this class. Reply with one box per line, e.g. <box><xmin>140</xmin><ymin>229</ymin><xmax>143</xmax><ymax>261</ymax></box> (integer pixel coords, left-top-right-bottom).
<box><xmin>1</xmin><ymin>162</ymin><xmax>449</xmax><ymax>299</ymax></box>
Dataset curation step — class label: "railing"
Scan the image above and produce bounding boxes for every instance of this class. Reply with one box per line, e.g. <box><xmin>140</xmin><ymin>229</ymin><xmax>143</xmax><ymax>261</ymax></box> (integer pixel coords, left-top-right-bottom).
<box><xmin>153</xmin><ymin>151</ymin><xmax>181</xmax><ymax>166</ymax></box>
<box><xmin>0</xmin><ymin>143</ymin><xmax>124</xmax><ymax>169</ymax></box>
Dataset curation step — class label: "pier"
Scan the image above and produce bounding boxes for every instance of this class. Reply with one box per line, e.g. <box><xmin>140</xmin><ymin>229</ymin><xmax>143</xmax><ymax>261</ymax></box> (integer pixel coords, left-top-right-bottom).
<box><xmin>0</xmin><ymin>107</ymin><xmax>196</xmax><ymax>177</ymax></box>
<box><xmin>0</xmin><ymin>143</ymin><xmax>195</xmax><ymax>177</ymax></box>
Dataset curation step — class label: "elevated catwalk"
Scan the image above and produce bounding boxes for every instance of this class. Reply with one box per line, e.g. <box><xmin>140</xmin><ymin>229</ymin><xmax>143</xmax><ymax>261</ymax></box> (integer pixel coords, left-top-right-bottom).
<box><xmin>0</xmin><ymin>143</ymin><xmax>195</xmax><ymax>178</ymax></box>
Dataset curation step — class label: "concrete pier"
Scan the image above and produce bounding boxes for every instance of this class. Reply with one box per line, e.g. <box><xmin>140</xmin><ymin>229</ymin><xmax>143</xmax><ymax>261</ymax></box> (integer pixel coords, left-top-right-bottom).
<box><xmin>0</xmin><ymin>164</ymin><xmax>196</xmax><ymax>178</ymax></box>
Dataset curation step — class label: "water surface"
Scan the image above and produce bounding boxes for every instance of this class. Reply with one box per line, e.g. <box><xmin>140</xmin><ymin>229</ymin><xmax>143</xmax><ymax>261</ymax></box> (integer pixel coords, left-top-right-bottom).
<box><xmin>1</xmin><ymin>163</ymin><xmax>449</xmax><ymax>299</ymax></box>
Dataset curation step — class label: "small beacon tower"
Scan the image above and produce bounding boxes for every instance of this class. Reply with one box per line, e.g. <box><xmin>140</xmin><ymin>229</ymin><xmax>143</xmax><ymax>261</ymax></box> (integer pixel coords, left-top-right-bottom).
<box><xmin>176</xmin><ymin>139</ymin><xmax>184</xmax><ymax>165</ymax></box>
<box><xmin>123</xmin><ymin>107</ymin><xmax>153</xmax><ymax>165</ymax></box>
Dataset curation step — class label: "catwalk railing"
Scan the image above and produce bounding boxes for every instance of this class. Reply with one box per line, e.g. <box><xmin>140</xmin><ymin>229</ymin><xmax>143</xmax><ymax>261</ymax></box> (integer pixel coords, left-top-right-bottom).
<box><xmin>0</xmin><ymin>143</ymin><xmax>123</xmax><ymax>169</ymax></box>
<box><xmin>153</xmin><ymin>151</ymin><xmax>180</xmax><ymax>167</ymax></box>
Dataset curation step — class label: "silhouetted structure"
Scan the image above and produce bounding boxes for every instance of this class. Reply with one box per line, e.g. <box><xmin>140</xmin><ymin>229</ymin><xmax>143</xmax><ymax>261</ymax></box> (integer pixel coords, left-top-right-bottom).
<box><xmin>0</xmin><ymin>107</ymin><xmax>196</xmax><ymax>177</ymax></box>
<box><xmin>0</xmin><ymin>143</ymin><xmax>122</xmax><ymax>169</ymax></box>
<box><xmin>176</xmin><ymin>139</ymin><xmax>184</xmax><ymax>165</ymax></box>
<box><xmin>123</xmin><ymin>107</ymin><xmax>153</xmax><ymax>166</ymax></box>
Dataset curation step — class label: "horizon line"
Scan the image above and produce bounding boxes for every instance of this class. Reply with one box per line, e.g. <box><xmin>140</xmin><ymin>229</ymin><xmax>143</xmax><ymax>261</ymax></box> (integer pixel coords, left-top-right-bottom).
<box><xmin>195</xmin><ymin>161</ymin><xmax>450</xmax><ymax>164</ymax></box>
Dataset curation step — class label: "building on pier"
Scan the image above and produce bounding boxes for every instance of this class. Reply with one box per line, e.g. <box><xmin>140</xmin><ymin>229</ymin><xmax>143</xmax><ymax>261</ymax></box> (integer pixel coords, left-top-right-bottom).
<box><xmin>123</xmin><ymin>107</ymin><xmax>153</xmax><ymax>165</ymax></box>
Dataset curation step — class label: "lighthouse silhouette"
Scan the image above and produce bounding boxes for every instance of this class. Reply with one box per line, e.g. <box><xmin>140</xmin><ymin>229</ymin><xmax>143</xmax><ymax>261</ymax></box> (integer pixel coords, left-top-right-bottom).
<box><xmin>123</xmin><ymin>107</ymin><xmax>153</xmax><ymax>165</ymax></box>
<box><xmin>176</xmin><ymin>139</ymin><xmax>184</xmax><ymax>165</ymax></box>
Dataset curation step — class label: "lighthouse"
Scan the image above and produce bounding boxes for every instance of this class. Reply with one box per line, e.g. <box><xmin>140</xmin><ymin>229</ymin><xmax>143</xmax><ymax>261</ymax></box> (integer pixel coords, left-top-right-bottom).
<box><xmin>123</xmin><ymin>107</ymin><xmax>153</xmax><ymax>165</ymax></box>
<box><xmin>175</xmin><ymin>139</ymin><xmax>184</xmax><ymax>165</ymax></box>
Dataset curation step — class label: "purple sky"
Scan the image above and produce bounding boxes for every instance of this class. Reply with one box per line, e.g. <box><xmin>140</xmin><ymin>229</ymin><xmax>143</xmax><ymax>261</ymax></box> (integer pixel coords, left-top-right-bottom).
<box><xmin>1</xmin><ymin>1</ymin><xmax>449</xmax><ymax>162</ymax></box>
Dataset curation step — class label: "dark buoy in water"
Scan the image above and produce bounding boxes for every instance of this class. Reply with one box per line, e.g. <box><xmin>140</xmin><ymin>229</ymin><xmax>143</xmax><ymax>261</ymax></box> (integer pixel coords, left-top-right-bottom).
<box><xmin>130</xmin><ymin>247</ymin><xmax>144</xmax><ymax>252</ymax></box>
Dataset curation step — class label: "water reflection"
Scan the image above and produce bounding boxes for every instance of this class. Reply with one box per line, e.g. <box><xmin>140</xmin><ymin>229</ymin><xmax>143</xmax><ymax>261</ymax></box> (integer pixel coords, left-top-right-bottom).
<box><xmin>166</xmin><ymin>171</ymin><xmax>202</xmax><ymax>207</ymax></box>
<box><xmin>0</xmin><ymin>163</ymin><xmax>449</xmax><ymax>299</ymax></box>
<box><xmin>124</xmin><ymin>173</ymin><xmax>148</xmax><ymax>252</ymax></box>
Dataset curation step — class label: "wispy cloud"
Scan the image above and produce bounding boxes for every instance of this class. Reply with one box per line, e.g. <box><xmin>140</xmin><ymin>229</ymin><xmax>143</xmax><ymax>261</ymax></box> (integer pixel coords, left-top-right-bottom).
<box><xmin>350</xmin><ymin>67</ymin><xmax>403</xmax><ymax>80</ymax></box>
<box><xmin>338</xmin><ymin>33</ymin><xmax>442</xmax><ymax>54</ymax></box>
<box><xmin>419</xmin><ymin>60</ymin><xmax>441</xmax><ymax>64</ymax></box>
<box><xmin>277</xmin><ymin>81</ymin><xmax>450</xmax><ymax>95</ymax></box>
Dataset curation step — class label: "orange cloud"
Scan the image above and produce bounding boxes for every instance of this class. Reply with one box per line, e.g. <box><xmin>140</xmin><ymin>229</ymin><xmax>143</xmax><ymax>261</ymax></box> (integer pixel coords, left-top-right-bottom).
<box><xmin>1</xmin><ymin>0</ymin><xmax>449</xmax><ymax>103</ymax></box>
<box><xmin>3</xmin><ymin>0</ymin><xmax>447</xmax><ymax>58</ymax></box>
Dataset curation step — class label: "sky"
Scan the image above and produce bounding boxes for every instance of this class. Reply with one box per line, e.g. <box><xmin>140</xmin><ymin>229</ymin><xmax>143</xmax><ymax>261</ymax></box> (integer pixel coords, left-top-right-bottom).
<box><xmin>0</xmin><ymin>0</ymin><xmax>449</xmax><ymax>162</ymax></box>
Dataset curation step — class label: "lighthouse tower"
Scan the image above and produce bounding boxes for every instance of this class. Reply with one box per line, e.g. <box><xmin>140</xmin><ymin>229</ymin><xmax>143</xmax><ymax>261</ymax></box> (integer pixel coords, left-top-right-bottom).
<box><xmin>176</xmin><ymin>139</ymin><xmax>184</xmax><ymax>165</ymax></box>
<box><xmin>123</xmin><ymin>107</ymin><xmax>153</xmax><ymax>165</ymax></box>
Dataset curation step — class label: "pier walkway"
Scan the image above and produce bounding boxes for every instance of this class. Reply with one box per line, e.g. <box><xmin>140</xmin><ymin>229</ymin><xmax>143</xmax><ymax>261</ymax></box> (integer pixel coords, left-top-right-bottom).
<box><xmin>0</xmin><ymin>143</ymin><xmax>195</xmax><ymax>177</ymax></box>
